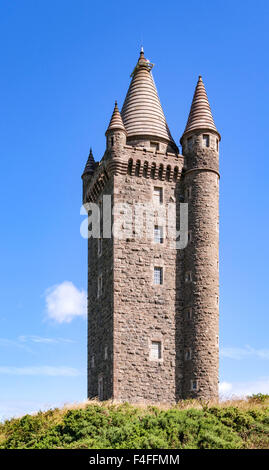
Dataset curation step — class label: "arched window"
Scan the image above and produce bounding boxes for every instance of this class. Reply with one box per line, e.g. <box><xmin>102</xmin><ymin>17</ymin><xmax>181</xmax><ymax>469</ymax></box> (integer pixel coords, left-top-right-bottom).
<box><xmin>173</xmin><ymin>166</ymin><xmax>179</xmax><ymax>182</ymax></box>
<box><xmin>166</xmin><ymin>165</ymin><xmax>171</xmax><ymax>182</ymax></box>
<box><xmin>158</xmin><ymin>164</ymin><xmax>164</xmax><ymax>180</ymax></box>
<box><xmin>151</xmin><ymin>162</ymin><xmax>156</xmax><ymax>179</ymax></box>
<box><xmin>143</xmin><ymin>161</ymin><xmax>148</xmax><ymax>178</ymax></box>
<box><xmin>135</xmin><ymin>160</ymin><xmax>141</xmax><ymax>177</ymax></box>
<box><xmin>127</xmin><ymin>159</ymin><xmax>133</xmax><ymax>176</ymax></box>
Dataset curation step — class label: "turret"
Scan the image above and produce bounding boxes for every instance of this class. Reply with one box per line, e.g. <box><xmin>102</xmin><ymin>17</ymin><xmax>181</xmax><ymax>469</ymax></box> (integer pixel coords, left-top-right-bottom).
<box><xmin>81</xmin><ymin>147</ymin><xmax>95</xmax><ymax>203</ymax></box>
<box><xmin>181</xmin><ymin>75</ymin><xmax>221</xmax><ymax>399</ymax></box>
<box><xmin>105</xmin><ymin>101</ymin><xmax>126</xmax><ymax>150</ymax></box>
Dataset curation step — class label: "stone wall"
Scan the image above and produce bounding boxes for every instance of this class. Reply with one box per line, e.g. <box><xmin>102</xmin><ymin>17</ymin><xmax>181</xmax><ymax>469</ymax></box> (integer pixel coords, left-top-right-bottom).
<box><xmin>85</xmin><ymin>130</ymin><xmax>219</xmax><ymax>402</ymax></box>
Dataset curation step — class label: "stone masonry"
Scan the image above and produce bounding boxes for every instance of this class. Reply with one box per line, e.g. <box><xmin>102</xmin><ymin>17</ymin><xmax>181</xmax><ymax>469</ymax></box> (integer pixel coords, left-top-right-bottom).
<box><xmin>82</xmin><ymin>50</ymin><xmax>221</xmax><ymax>402</ymax></box>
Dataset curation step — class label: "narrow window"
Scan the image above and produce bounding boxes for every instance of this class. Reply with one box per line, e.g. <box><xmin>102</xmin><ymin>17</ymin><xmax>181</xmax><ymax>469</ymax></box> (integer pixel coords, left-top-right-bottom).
<box><xmin>143</xmin><ymin>161</ymin><xmax>148</xmax><ymax>178</ymax></box>
<box><xmin>151</xmin><ymin>162</ymin><xmax>156</xmax><ymax>179</ymax></box>
<box><xmin>185</xmin><ymin>271</ymin><xmax>192</xmax><ymax>283</ymax></box>
<box><xmin>185</xmin><ymin>186</ymin><xmax>192</xmax><ymax>200</ymax></box>
<box><xmin>173</xmin><ymin>167</ymin><xmax>179</xmax><ymax>182</ymax></box>
<box><xmin>91</xmin><ymin>355</ymin><xmax>95</xmax><ymax>368</ymax></box>
<box><xmin>191</xmin><ymin>379</ymin><xmax>198</xmax><ymax>391</ymax></box>
<box><xmin>135</xmin><ymin>160</ymin><xmax>141</xmax><ymax>177</ymax></box>
<box><xmin>153</xmin><ymin>186</ymin><xmax>163</xmax><ymax>204</ymax></box>
<box><xmin>158</xmin><ymin>164</ymin><xmax>164</xmax><ymax>180</ymax></box>
<box><xmin>150</xmin><ymin>341</ymin><xmax>162</xmax><ymax>360</ymax></box>
<box><xmin>127</xmin><ymin>159</ymin><xmax>133</xmax><ymax>176</ymax></box>
<box><xmin>154</xmin><ymin>226</ymin><xmax>163</xmax><ymax>244</ymax></box>
<box><xmin>98</xmin><ymin>237</ymin><xmax>102</xmax><ymax>256</ymax></box>
<box><xmin>98</xmin><ymin>375</ymin><xmax>104</xmax><ymax>400</ymax></box>
<box><xmin>99</xmin><ymin>200</ymin><xmax>102</xmax><ymax>234</ymax></box>
<box><xmin>216</xmin><ymin>139</ymin><xmax>219</xmax><ymax>151</ymax></box>
<box><xmin>188</xmin><ymin>231</ymin><xmax>192</xmax><ymax>243</ymax></box>
<box><xmin>203</xmin><ymin>134</ymin><xmax>209</xmax><ymax>147</ymax></box>
<box><xmin>185</xmin><ymin>348</ymin><xmax>192</xmax><ymax>361</ymax></box>
<box><xmin>154</xmin><ymin>267</ymin><xmax>163</xmax><ymax>285</ymax></box>
<box><xmin>104</xmin><ymin>346</ymin><xmax>108</xmax><ymax>360</ymax></box>
<box><xmin>186</xmin><ymin>308</ymin><xmax>192</xmax><ymax>320</ymax></box>
<box><xmin>97</xmin><ymin>274</ymin><xmax>103</xmax><ymax>298</ymax></box>
<box><xmin>165</xmin><ymin>165</ymin><xmax>171</xmax><ymax>182</ymax></box>
<box><xmin>111</xmin><ymin>137</ymin><xmax>114</xmax><ymax>147</ymax></box>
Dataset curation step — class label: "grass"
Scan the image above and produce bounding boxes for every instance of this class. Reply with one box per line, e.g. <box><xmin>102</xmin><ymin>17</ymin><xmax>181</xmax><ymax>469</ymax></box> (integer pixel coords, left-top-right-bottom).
<box><xmin>0</xmin><ymin>394</ymin><xmax>268</xmax><ymax>449</ymax></box>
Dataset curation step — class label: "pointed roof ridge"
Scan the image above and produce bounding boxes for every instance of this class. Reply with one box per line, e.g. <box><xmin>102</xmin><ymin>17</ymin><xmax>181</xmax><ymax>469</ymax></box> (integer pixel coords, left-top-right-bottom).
<box><xmin>82</xmin><ymin>147</ymin><xmax>95</xmax><ymax>177</ymax></box>
<box><xmin>105</xmin><ymin>101</ymin><xmax>126</xmax><ymax>135</ymax></box>
<box><xmin>181</xmin><ymin>75</ymin><xmax>220</xmax><ymax>141</ymax></box>
<box><xmin>121</xmin><ymin>49</ymin><xmax>176</xmax><ymax>146</ymax></box>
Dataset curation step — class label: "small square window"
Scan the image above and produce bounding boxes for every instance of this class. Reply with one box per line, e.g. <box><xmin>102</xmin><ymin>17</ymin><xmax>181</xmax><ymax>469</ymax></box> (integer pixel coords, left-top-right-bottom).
<box><xmin>154</xmin><ymin>226</ymin><xmax>164</xmax><ymax>244</ymax></box>
<box><xmin>153</xmin><ymin>187</ymin><xmax>163</xmax><ymax>204</ymax></box>
<box><xmin>185</xmin><ymin>271</ymin><xmax>192</xmax><ymax>283</ymax></box>
<box><xmin>150</xmin><ymin>142</ymin><xmax>159</xmax><ymax>151</ymax></box>
<box><xmin>154</xmin><ymin>267</ymin><xmax>163</xmax><ymax>285</ymax></box>
<box><xmin>150</xmin><ymin>341</ymin><xmax>162</xmax><ymax>360</ymax></box>
<box><xmin>185</xmin><ymin>348</ymin><xmax>192</xmax><ymax>361</ymax></box>
<box><xmin>186</xmin><ymin>308</ymin><xmax>192</xmax><ymax>320</ymax></box>
<box><xmin>203</xmin><ymin>134</ymin><xmax>209</xmax><ymax>147</ymax></box>
<box><xmin>191</xmin><ymin>379</ymin><xmax>198</xmax><ymax>391</ymax></box>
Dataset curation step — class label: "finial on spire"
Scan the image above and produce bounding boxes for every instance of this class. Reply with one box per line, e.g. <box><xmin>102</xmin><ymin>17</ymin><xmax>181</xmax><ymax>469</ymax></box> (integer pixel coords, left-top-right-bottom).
<box><xmin>141</xmin><ymin>46</ymin><xmax>144</xmax><ymax>53</ymax></box>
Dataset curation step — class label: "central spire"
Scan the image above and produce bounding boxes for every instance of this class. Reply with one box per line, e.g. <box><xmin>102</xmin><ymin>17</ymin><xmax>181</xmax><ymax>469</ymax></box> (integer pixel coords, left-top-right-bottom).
<box><xmin>121</xmin><ymin>49</ymin><xmax>175</xmax><ymax>146</ymax></box>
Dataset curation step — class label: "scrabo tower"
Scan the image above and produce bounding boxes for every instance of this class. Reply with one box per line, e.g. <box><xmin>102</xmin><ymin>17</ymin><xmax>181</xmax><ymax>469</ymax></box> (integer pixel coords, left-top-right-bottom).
<box><xmin>82</xmin><ymin>49</ymin><xmax>220</xmax><ymax>402</ymax></box>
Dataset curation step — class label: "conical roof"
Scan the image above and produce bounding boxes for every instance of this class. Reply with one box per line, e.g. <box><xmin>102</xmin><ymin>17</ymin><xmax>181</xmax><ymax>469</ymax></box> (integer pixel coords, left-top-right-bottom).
<box><xmin>105</xmin><ymin>101</ymin><xmax>126</xmax><ymax>135</ymax></box>
<box><xmin>82</xmin><ymin>148</ymin><xmax>95</xmax><ymax>177</ymax></box>
<box><xmin>121</xmin><ymin>49</ymin><xmax>175</xmax><ymax>144</ymax></box>
<box><xmin>181</xmin><ymin>76</ymin><xmax>220</xmax><ymax>140</ymax></box>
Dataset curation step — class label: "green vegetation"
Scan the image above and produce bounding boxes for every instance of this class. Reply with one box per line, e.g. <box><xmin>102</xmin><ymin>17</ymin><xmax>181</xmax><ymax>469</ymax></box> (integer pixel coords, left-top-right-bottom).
<box><xmin>0</xmin><ymin>395</ymin><xmax>268</xmax><ymax>449</ymax></box>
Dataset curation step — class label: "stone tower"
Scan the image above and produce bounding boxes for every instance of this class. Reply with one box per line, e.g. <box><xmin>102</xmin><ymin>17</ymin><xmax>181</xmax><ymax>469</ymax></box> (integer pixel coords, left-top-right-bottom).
<box><xmin>82</xmin><ymin>49</ymin><xmax>220</xmax><ymax>402</ymax></box>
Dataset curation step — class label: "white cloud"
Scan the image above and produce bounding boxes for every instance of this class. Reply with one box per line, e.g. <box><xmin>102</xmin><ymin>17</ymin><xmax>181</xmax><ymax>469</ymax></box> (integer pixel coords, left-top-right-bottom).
<box><xmin>0</xmin><ymin>366</ymin><xmax>81</xmax><ymax>377</ymax></box>
<box><xmin>219</xmin><ymin>378</ymin><xmax>269</xmax><ymax>399</ymax></box>
<box><xmin>219</xmin><ymin>381</ymin><xmax>233</xmax><ymax>394</ymax></box>
<box><xmin>220</xmin><ymin>345</ymin><xmax>269</xmax><ymax>360</ymax></box>
<box><xmin>0</xmin><ymin>338</ymin><xmax>33</xmax><ymax>353</ymax></box>
<box><xmin>18</xmin><ymin>335</ymin><xmax>75</xmax><ymax>344</ymax></box>
<box><xmin>45</xmin><ymin>281</ymin><xmax>87</xmax><ymax>323</ymax></box>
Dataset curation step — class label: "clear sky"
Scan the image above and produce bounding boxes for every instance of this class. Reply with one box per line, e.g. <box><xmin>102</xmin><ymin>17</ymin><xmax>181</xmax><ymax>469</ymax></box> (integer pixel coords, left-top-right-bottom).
<box><xmin>0</xmin><ymin>0</ymin><xmax>268</xmax><ymax>420</ymax></box>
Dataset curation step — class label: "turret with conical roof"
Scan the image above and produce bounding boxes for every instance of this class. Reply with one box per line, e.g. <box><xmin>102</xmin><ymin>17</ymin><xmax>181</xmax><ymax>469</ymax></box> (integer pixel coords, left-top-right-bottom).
<box><xmin>82</xmin><ymin>147</ymin><xmax>95</xmax><ymax>177</ymax></box>
<box><xmin>121</xmin><ymin>48</ymin><xmax>177</xmax><ymax>153</ymax></box>
<box><xmin>181</xmin><ymin>75</ymin><xmax>220</xmax><ymax>400</ymax></box>
<box><xmin>180</xmin><ymin>75</ymin><xmax>220</xmax><ymax>160</ymax></box>
<box><xmin>105</xmin><ymin>101</ymin><xmax>127</xmax><ymax>150</ymax></box>
<box><xmin>81</xmin><ymin>147</ymin><xmax>96</xmax><ymax>203</ymax></box>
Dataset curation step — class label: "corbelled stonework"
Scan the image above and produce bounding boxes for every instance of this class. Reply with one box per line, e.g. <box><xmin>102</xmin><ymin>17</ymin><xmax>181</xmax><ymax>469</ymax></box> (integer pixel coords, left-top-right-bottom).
<box><xmin>82</xmin><ymin>49</ymin><xmax>220</xmax><ymax>403</ymax></box>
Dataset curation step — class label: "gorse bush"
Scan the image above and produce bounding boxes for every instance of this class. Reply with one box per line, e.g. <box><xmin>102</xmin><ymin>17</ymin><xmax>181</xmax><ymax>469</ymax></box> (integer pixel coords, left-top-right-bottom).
<box><xmin>0</xmin><ymin>398</ymin><xmax>268</xmax><ymax>449</ymax></box>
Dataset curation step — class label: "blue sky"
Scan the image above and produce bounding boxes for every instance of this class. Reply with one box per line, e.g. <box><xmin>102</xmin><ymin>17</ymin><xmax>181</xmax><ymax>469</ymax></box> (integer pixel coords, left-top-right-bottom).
<box><xmin>0</xmin><ymin>0</ymin><xmax>268</xmax><ymax>419</ymax></box>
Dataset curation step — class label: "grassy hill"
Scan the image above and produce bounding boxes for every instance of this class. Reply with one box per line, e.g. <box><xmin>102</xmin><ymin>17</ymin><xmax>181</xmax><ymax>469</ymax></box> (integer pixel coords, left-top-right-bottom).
<box><xmin>0</xmin><ymin>394</ymin><xmax>268</xmax><ymax>449</ymax></box>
